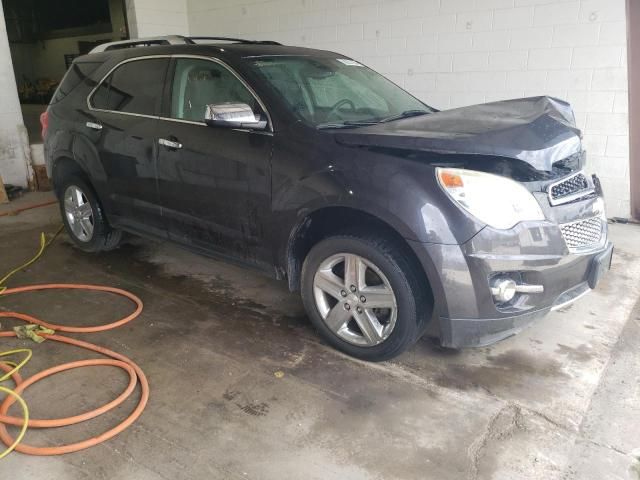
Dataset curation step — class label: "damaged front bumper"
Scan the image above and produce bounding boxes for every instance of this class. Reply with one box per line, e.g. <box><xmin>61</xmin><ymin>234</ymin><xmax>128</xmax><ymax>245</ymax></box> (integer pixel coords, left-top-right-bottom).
<box><xmin>408</xmin><ymin>195</ymin><xmax>613</xmax><ymax>348</ymax></box>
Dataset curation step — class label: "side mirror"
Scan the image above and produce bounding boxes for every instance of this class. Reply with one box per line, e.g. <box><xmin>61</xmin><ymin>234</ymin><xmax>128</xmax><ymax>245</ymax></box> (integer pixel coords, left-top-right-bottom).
<box><xmin>204</xmin><ymin>103</ymin><xmax>267</xmax><ymax>130</ymax></box>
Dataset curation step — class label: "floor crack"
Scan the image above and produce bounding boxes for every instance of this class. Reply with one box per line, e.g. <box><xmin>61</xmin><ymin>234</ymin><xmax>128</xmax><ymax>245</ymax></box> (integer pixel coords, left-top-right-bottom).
<box><xmin>467</xmin><ymin>402</ymin><xmax>526</xmax><ymax>480</ymax></box>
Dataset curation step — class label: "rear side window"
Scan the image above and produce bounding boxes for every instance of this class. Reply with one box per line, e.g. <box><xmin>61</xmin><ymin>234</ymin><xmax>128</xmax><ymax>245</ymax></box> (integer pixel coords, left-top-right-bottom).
<box><xmin>90</xmin><ymin>58</ymin><xmax>168</xmax><ymax>115</ymax></box>
<box><xmin>51</xmin><ymin>61</ymin><xmax>102</xmax><ymax>104</ymax></box>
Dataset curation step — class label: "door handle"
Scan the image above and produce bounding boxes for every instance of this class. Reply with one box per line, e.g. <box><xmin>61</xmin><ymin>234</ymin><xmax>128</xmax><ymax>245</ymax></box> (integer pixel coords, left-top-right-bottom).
<box><xmin>158</xmin><ymin>138</ymin><xmax>183</xmax><ymax>150</ymax></box>
<box><xmin>85</xmin><ymin>121</ymin><xmax>102</xmax><ymax>131</ymax></box>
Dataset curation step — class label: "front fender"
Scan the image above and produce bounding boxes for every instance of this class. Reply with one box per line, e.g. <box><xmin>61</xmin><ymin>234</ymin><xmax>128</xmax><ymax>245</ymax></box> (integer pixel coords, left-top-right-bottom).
<box><xmin>273</xmin><ymin>148</ymin><xmax>484</xmax><ymax>250</ymax></box>
<box><xmin>278</xmin><ymin>169</ymin><xmax>421</xmax><ymax>240</ymax></box>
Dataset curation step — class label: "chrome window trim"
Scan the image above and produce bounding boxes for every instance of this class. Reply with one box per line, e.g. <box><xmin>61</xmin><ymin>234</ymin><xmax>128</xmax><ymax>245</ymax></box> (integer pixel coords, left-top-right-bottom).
<box><xmin>86</xmin><ymin>54</ymin><xmax>274</xmax><ymax>133</ymax></box>
<box><xmin>242</xmin><ymin>54</ymin><xmax>311</xmax><ymax>58</ymax></box>
<box><xmin>547</xmin><ymin>170</ymin><xmax>595</xmax><ymax>206</ymax></box>
<box><xmin>86</xmin><ymin>54</ymin><xmax>171</xmax><ymax>120</ymax></box>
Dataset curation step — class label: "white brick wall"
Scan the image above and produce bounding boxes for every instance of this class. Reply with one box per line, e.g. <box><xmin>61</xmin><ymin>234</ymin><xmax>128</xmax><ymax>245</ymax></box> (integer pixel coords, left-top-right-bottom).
<box><xmin>126</xmin><ymin>0</ymin><xmax>189</xmax><ymax>38</ymax></box>
<box><xmin>5</xmin><ymin>0</ymin><xmax>628</xmax><ymax>212</ymax></box>
<box><xmin>183</xmin><ymin>0</ymin><xmax>631</xmax><ymax>217</ymax></box>
<box><xmin>0</xmin><ymin>1</ymin><xmax>628</xmax><ymax>213</ymax></box>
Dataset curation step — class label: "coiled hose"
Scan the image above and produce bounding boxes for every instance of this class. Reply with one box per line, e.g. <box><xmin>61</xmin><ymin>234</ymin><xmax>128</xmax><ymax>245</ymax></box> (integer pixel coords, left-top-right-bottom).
<box><xmin>0</xmin><ymin>225</ymin><xmax>148</xmax><ymax>457</ymax></box>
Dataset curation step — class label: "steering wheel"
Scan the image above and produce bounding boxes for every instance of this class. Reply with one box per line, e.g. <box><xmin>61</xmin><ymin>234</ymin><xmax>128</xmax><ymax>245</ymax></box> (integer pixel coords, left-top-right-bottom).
<box><xmin>326</xmin><ymin>99</ymin><xmax>356</xmax><ymax>120</ymax></box>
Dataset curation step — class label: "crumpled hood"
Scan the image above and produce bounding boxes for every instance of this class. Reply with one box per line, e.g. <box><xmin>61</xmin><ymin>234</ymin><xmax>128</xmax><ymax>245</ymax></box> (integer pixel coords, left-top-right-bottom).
<box><xmin>334</xmin><ymin>96</ymin><xmax>582</xmax><ymax>172</ymax></box>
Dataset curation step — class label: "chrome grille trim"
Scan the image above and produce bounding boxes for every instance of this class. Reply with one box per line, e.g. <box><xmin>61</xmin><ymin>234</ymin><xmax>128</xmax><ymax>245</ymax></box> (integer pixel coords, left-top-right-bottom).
<box><xmin>559</xmin><ymin>216</ymin><xmax>605</xmax><ymax>253</ymax></box>
<box><xmin>548</xmin><ymin>171</ymin><xmax>594</xmax><ymax>206</ymax></box>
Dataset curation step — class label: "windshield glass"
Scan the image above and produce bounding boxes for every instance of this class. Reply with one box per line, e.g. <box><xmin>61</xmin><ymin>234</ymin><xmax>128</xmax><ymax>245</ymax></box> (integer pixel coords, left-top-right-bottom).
<box><xmin>247</xmin><ymin>56</ymin><xmax>431</xmax><ymax>128</ymax></box>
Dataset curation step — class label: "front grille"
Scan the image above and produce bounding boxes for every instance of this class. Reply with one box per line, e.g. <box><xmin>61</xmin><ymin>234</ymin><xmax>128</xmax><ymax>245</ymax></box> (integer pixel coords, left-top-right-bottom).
<box><xmin>559</xmin><ymin>216</ymin><xmax>604</xmax><ymax>252</ymax></box>
<box><xmin>549</xmin><ymin>172</ymin><xmax>591</xmax><ymax>204</ymax></box>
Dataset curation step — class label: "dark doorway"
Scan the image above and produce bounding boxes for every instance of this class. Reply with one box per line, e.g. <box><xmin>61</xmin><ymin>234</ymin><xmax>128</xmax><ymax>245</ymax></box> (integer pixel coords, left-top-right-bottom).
<box><xmin>2</xmin><ymin>0</ymin><xmax>128</xmax><ymax>143</ymax></box>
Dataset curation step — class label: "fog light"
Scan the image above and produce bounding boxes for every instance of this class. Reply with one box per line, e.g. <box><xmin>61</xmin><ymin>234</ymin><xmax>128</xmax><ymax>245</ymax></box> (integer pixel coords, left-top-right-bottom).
<box><xmin>491</xmin><ymin>278</ymin><xmax>517</xmax><ymax>303</ymax></box>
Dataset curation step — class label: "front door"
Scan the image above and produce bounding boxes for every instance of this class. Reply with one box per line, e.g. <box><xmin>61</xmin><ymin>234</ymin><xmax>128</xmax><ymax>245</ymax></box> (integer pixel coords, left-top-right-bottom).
<box><xmin>87</xmin><ymin>57</ymin><xmax>170</xmax><ymax>236</ymax></box>
<box><xmin>155</xmin><ymin>57</ymin><xmax>273</xmax><ymax>267</ymax></box>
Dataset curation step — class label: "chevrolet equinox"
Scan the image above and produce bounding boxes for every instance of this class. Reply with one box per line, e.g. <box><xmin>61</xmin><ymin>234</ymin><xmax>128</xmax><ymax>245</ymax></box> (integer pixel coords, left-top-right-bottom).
<box><xmin>42</xmin><ymin>36</ymin><xmax>613</xmax><ymax>361</ymax></box>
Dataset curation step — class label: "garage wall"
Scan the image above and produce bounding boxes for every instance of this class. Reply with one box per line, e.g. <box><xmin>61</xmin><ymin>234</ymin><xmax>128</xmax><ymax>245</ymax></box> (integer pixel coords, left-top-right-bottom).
<box><xmin>184</xmin><ymin>0</ymin><xmax>630</xmax><ymax>218</ymax></box>
<box><xmin>126</xmin><ymin>0</ymin><xmax>189</xmax><ymax>38</ymax></box>
<box><xmin>0</xmin><ymin>0</ymin><xmax>29</xmax><ymax>187</ymax></box>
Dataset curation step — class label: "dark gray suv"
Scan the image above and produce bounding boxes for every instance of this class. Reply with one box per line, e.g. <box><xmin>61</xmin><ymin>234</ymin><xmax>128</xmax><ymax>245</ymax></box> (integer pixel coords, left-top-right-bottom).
<box><xmin>42</xmin><ymin>36</ymin><xmax>613</xmax><ymax>361</ymax></box>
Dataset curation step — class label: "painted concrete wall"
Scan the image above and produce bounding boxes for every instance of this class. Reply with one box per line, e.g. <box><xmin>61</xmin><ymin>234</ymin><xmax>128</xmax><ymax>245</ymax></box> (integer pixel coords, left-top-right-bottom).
<box><xmin>0</xmin><ymin>0</ymin><xmax>29</xmax><ymax>187</ymax></box>
<box><xmin>186</xmin><ymin>0</ymin><xmax>630</xmax><ymax>218</ymax></box>
<box><xmin>126</xmin><ymin>0</ymin><xmax>189</xmax><ymax>38</ymax></box>
<box><xmin>0</xmin><ymin>0</ymin><xmax>631</xmax><ymax>217</ymax></box>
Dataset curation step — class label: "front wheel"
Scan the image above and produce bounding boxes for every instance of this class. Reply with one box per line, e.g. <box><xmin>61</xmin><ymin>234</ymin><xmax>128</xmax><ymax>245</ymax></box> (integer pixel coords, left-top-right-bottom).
<box><xmin>301</xmin><ymin>233</ymin><xmax>430</xmax><ymax>361</ymax></box>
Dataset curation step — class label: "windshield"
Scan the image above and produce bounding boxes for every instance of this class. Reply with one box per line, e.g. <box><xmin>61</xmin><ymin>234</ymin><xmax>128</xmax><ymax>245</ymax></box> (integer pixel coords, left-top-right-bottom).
<box><xmin>247</xmin><ymin>56</ymin><xmax>431</xmax><ymax>128</ymax></box>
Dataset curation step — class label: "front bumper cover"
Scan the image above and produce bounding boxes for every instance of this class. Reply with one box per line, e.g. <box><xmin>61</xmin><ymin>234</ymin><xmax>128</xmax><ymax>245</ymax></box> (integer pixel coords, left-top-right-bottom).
<box><xmin>407</xmin><ymin>211</ymin><xmax>612</xmax><ymax>348</ymax></box>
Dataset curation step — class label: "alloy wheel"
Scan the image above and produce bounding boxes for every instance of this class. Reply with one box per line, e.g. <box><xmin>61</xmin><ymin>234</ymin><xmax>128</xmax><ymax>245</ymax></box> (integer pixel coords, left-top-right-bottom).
<box><xmin>64</xmin><ymin>185</ymin><xmax>95</xmax><ymax>242</ymax></box>
<box><xmin>313</xmin><ymin>253</ymin><xmax>398</xmax><ymax>347</ymax></box>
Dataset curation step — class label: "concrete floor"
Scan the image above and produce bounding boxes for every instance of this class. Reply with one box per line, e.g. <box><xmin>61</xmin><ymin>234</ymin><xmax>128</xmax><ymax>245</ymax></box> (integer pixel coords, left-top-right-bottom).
<box><xmin>1</xmin><ymin>193</ymin><xmax>640</xmax><ymax>480</ymax></box>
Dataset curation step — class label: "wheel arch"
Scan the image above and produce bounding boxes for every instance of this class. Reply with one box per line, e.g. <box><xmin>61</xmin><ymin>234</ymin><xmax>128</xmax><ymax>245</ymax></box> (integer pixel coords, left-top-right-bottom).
<box><xmin>51</xmin><ymin>155</ymin><xmax>91</xmax><ymax>196</ymax></box>
<box><xmin>48</xmin><ymin>129</ymin><xmax>108</xmax><ymax>193</ymax></box>
<box><xmin>285</xmin><ymin>206</ymin><xmax>433</xmax><ymax>302</ymax></box>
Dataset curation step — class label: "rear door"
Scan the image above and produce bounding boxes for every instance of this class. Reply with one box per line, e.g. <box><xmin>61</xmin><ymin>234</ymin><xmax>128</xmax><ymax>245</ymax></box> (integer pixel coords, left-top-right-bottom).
<box><xmin>154</xmin><ymin>56</ymin><xmax>273</xmax><ymax>267</ymax></box>
<box><xmin>86</xmin><ymin>56</ymin><xmax>169</xmax><ymax>236</ymax></box>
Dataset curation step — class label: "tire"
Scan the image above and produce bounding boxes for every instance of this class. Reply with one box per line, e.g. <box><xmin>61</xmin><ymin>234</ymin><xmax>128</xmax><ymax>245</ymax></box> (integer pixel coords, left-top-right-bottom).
<box><xmin>301</xmin><ymin>232</ymin><xmax>431</xmax><ymax>362</ymax></box>
<box><xmin>58</xmin><ymin>175</ymin><xmax>122</xmax><ymax>253</ymax></box>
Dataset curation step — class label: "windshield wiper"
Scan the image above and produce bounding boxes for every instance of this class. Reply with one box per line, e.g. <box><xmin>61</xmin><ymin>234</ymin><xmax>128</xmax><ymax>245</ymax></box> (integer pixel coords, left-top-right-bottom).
<box><xmin>316</xmin><ymin>120</ymin><xmax>378</xmax><ymax>130</ymax></box>
<box><xmin>378</xmin><ymin>109</ymin><xmax>430</xmax><ymax>123</ymax></box>
<box><xmin>316</xmin><ymin>110</ymin><xmax>430</xmax><ymax>129</ymax></box>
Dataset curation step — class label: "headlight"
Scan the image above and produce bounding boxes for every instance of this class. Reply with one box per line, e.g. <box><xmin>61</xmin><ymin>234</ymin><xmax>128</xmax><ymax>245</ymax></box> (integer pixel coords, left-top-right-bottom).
<box><xmin>436</xmin><ymin>167</ymin><xmax>545</xmax><ymax>229</ymax></box>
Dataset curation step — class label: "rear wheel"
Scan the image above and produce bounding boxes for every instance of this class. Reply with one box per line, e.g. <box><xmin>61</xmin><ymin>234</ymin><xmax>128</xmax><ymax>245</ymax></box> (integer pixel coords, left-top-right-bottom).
<box><xmin>301</xmin><ymin>233</ymin><xmax>429</xmax><ymax>361</ymax></box>
<box><xmin>59</xmin><ymin>176</ymin><xmax>122</xmax><ymax>252</ymax></box>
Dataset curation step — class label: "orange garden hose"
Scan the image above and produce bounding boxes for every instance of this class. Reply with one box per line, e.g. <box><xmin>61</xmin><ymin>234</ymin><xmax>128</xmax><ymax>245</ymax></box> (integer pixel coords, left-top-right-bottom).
<box><xmin>0</xmin><ymin>200</ymin><xmax>58</xmax><ymax>218</ymax></box>
<box><xmin>0</xmin><ymin>230</ymin><xmax>149</xmax><ymax>457</ymax></box>
<box><xmin>0</xmin><ymin>284</ymin><xmax>143</xmax><ymax>333</ymax></box>
<box><xmin>0</xmin><ymin>331</ymin><xmax>149</xmax><ymax>456</ymax></box>
<box><xmin>0</xmin><ymin>357</ymin><xmax>138</xmax><ymax>429</ymax></box>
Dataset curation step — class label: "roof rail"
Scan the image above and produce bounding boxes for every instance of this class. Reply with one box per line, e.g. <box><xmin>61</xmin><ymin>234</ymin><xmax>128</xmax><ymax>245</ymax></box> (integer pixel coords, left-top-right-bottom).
<box><xmin>89</xmin><ymin>35</ymin><xmax>190</xmax><ymax>53</ymax></box>
<box><xmin>89</xmin><ymin>35</ymin><xmax>281</xmax><ymax>54</ymax></box>
<box><xmin>187</xmin><ymin>36</ymin><xmax>282</xmax><ymax>45</ymax></box>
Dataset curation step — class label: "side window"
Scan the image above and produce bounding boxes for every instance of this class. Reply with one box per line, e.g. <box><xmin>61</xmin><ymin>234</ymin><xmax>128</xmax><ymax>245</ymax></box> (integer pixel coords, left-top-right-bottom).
<box><xmin>170</xmin><ymin>58</ymin><xmax>258</xmax><ymax>122</ymax></box>
<box><xmin>91</xmin><ymin>58</ymin><xmax>168</xmax><ymax>115</ymax></box>
<box><xmin>52</xmin><ymin>61</ymin><xmax>102</xmax><ymax>104</ymax></box>
<box><xmin>91</xmin><ymin>72</ymin><xmax>113</xmax><ymax>110</ymax></box>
